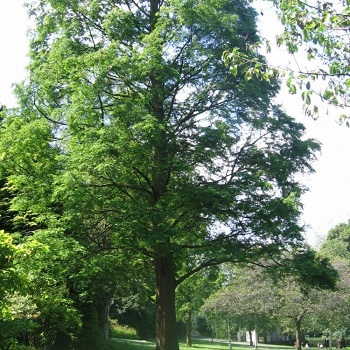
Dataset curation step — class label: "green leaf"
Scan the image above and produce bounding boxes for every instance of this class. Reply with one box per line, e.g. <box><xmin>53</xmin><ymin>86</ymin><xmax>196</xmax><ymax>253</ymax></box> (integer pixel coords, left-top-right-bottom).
<box><xmin>289</xmin><ymin>84</ymin><xmax>297</xmax><ymax>94</ymax></box>
<box><xmin>230</xmin><ymin>65</ymin><xmax>238</xmax><ymax>76</ymax></box>
<box><xmin>305</xmin><ymin>94</ymin><xmax>311</xmax><ymax>105</ymax></box>
<box><xmin>323</xmin><ymin>89</ymin><xmax>333</xmax><ymax>100</ymax></box>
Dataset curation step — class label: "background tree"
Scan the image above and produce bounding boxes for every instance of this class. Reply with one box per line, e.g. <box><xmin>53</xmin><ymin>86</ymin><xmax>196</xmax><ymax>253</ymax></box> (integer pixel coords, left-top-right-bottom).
<box><xmin>272</xmin><ymin>277</ymin><xmax>315</xmax><ymax>350</ymax></box>
<box><xmin>313</xmin><ymin>221</ymin><xmax>350</xmax><ymax>344</ymax></box>
<box><xmin>298</xmin><ymin>258</ymin><xmax>350</xmax><ymax>349</ymax></box>
<box><xmin>0</xmin><ymin>0</ymin><xmax>324</xmax><ymax>349</ymax></box>
<box><xmin>176</xmin><ymin>264</ymin><xmax>222</xmax><ymax>346</ymax></box>
<box><xmin>202</xmin><ymin>266</ymin><xmax>278</xmax><ymax>348</ymax></box>
<box><xmin>202</xmin><ymin>251</ymin><xmax>337</xmax><ymax>350</ymax></box>
<box><xmin>320</xmin><ymin>221</ymin><xmax>350</xmax><ymax>260</ymax></box>
<box><xmin>263</xmin><ymin>247</ymin><xmax>338</xmax><ymax>350</ymax></box>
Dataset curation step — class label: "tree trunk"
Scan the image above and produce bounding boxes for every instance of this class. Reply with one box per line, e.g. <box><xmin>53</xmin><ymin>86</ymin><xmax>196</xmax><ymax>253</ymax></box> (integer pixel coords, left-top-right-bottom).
<box><xmin>155</xmin><ymin>252</ymin><xmax>179</xmax><ymax>350</ymax></box>
<box><xmin>296</xmin><ymin>318</ymin><xmax>302</xmax><ymax>350</ymax></box>
<box><xmin>248</xmin><ymin>329</ymin><xmax>253</xmax><ymax>346</ymax></box>
<box><xmin>329</xmin><ymin>331</ymin><xmax>333</xmax><ymax>350</ymax></box>
<box><xmin>97</xmin><ymin>294</ymin><xmax>112</xmax><ymax>341</ymax></box>
<box><xmin>263</xmin><ymin>331</ymin><xmax>267</xmax><ymax>344</ymax></box>
<box><xmin>102</xmin><ymin>301</ymin><xmax>111</xmax><ymax>341</ymax></box>
<box><xmin>186</xmin><ymin>309</ymin><xmax>192</xmax><ymax>347</ymax></box>
<box><xmin>228</xmin><ymin>320</ymin><xmax>232</xmax><ymax>350</ymax></box>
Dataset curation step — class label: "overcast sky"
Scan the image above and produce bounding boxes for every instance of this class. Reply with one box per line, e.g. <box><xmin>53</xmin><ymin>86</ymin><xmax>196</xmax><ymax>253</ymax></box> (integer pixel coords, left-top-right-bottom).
<box><xmin>1</xmin><ymin>0</ymin><xmax>350</xmax><ymax>247</ymax></box>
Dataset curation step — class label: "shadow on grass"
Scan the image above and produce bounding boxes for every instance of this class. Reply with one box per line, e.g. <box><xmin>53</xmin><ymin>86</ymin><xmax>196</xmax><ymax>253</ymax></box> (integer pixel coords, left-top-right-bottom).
<box><xmin>190</xmin><ymin>338</ymin><xmax>294</xmax><ymax>349</ymax></box>
<box><xmin>109</xmin><ymin>338</ymin><xmax>295</xmax><ymax>350</ymax></box>
<box><xmin>109</xmin><ymin>338</ymin><xmax>156</xmax><ymax>349</ymax></box>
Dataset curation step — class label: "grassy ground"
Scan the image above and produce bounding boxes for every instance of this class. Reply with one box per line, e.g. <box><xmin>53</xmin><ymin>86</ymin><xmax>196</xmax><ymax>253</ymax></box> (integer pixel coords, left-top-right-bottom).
<box><xmin>107</xmin><ymin>338</ymin><xmax>295</xmax><ymax>350</ymax></box>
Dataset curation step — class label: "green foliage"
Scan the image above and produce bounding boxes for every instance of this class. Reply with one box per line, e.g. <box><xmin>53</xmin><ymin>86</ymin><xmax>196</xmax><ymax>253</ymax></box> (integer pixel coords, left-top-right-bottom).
<box><xmin>5</xmin><ymin>0</ymin><xmax>318</xmax><ymax>252</ymax></box>
<box><xmin>309</xmin><ymin>221</ymin><xmax>350</xmax><ymax>336</ymax></box>
<box><xmin>285</xmin><ymin>248</ymin><xmax>338</xmax><ymax>291</ymax></box>
<box><xmin>272</xmin><ymin>0</ymin><xmax>350</xmax><ymax>121</ymax></box>
<box><xmin>320</xmin><ymin>220</ymin><xmax>350</xmax><ymax>260</ymax></box>
<box><xmin>223</xmin><ymin>1</ymin><xmax>350</xmax><ymax>121</ymax></box>
<box><xmin>0</xmin><ymin>231</ymin><xmax>44</xmax><ymax>349</ymax></box>
<box><xmin>202</xmin><ymin>266</ymin><xmax>278</xmax><ymax>338</ymax></box>
<box><xmin>222</xmin><ymin>46</ymin><xmax>279</xmax><ymax>84</ymax></box>
<box><xmin>109</xmin><ymin>319</ymin><xmax>139</xmax><ymax>340</ymax></box>
<box><xmin>12</xmin><ymin>231</ymin><xmax>83</xmax><ymax>349</ymax></box>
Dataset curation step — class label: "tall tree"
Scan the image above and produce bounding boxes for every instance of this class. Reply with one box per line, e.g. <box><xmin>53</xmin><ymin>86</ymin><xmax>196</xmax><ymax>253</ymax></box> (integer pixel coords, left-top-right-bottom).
<box><xmin>1</xmin><ymin>0</ymin><xmax>322</xmax><ymax>349</ymax></box>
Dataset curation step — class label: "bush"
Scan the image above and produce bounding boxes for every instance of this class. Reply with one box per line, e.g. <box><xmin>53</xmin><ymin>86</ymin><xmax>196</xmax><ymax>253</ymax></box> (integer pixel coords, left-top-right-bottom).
<box><xmin>109</xmin><ymin>319</ymin><xmax>139</xmax><ymax>340</ymax></box>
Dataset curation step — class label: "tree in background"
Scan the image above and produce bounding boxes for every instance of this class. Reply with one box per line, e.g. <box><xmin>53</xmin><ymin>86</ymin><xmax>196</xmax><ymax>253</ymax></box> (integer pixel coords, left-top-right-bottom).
<box><xmin>312</xmin><ymin>221</ymin><xmax>350</xmax><ymax>345</ymax></box>
<box><xmin>202</xmin><ymin>253</ymin><xmax>337</xmax><ymax>350</ymax></box>
<box><xmin>303</xmin><ymin>262</ymin><xmax>350</xmax><ymax>350</ymax></box>
<box><xmin>264</xmin><ymin>248</ymin><xmax>338</xmax><ymax>350</ymax></box>
<box><xmin>202</xmin><ymin>266</ymin><xmax>277</xmax><ymax>349</ymax></box>
<box><xmin>176</xmin><ymin>263</ymin><xmax>222</xmax><ymax>346</ymax></box>
<box><xmin>1</xmin><ymin>0</ymin><xmax>323</xmax><ymax>349</ymax></box>
<box><xmin>273</xmin><ymin>277</ymin><xmax>317</xmax><ymax>350</ymax></box>
<box><xmin>320</xmin><ymin>221</ymin><xmax>350</xmax><ymax>260</ymax></box>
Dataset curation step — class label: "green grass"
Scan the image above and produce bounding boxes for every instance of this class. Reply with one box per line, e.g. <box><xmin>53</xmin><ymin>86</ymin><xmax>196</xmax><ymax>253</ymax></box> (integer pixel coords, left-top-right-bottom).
<box><xmin>108</xmin><ymin>338</ymin><xmax>155</xmax><ymax>349</ymax></box>
<box><xmin>107</xmin><ymin>338</ymin><xmax>296</xmax><ymax>350</ymax></box>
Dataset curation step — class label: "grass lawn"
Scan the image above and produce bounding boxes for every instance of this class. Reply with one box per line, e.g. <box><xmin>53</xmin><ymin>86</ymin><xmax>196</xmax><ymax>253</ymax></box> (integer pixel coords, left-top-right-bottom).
<box><xmin>107</xmin><ymin>338</ymin><xmax>295</xmax><ymax>350</ymax></box>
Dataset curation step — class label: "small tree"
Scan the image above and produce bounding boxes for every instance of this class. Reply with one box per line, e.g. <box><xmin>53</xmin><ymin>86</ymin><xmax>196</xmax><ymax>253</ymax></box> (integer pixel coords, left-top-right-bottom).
<box><xmin>202</xmin><ymin>266</ymin><xmax>277</xmax><ymax>348</ymax></box>
<box><xmin>0</xmin><ymin>231</ymin><xmax>43</xmax><ymax>348</ymax></box>
<box><xmin>313</xmin><ymin>222</ymin><xmax>350</xmax><ymax>342</ymax></box>
<box><xmin>202</xmin><ymin>251</ymin><xmax>337</xmax><ymax>350</ymax></box>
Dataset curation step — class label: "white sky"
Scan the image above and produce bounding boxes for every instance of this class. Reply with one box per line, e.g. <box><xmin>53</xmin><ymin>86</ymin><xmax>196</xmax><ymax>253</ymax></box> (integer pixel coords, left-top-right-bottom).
<box><xmin>0</xmin><ymin>0</ymin><xmax>30</xmax><ymax>107</ymax></box>
<box><xmin>254</xmin><ymin>1</ymin><xmax>350</xmax><ymax>247</ymax></box>
<box><xmin>1</xmin><ymin>0</ymin><xmax>350</xmax><ymax>247</ymax></box>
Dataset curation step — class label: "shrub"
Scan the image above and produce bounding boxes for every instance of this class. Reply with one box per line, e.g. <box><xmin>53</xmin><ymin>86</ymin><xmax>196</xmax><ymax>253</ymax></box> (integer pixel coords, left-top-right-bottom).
<box><xmin>109</xmin><ymin>319</ymin><xmax>139</xmax><ymax>340</ymax></box>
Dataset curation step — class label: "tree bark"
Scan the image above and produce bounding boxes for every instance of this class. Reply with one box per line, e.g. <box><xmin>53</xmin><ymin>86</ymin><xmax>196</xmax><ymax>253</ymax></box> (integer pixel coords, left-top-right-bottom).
<box><xmin>228</xmin><ymin>319</ymin><xmax>233</xmax><ymax>350</ymax></box>
<box><xmin>186</xmin><ymin>309</ymin><xmax>192</xmax><ymax>347</ymax></box>
<box><xmin>296</xmin><ymin>318</ymin><xmax>302</xmax><ymax>350</ymax></box>
<box><xmin>248</xmin><ymin>329</ymin><xmax>253</xmax><ymax>346</ymax></box>
<box><xmin>98</xmin><ymin>294</ymin><xmax>112</xmax><ymax>341</ymax></box>
<box><xmin>263</xmin><ymin>331</ymin><xmax>267</xmax><ymax>344</ymax></box>
<box><xmin>102</xmin><ymin>301</ymin><xmax>111</xmax><ymax>341</ymax></box>
<box><xmin>155</xmin><ymin>252</ymin><xmax>179</xmax><ymax>350</ymax></box>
